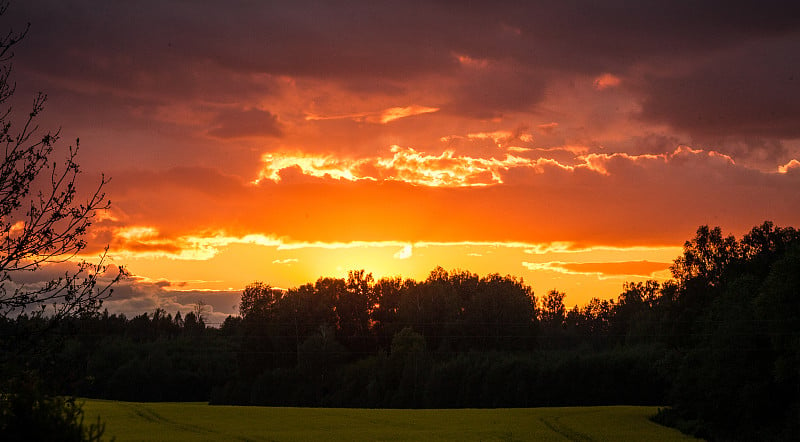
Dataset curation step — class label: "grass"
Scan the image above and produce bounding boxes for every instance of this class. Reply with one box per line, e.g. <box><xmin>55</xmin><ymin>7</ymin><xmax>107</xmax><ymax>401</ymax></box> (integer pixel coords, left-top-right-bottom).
<box><xmin>82</xmin><ymin>400</ymin><xmax>702</xmax><ymax>441</ymax></box>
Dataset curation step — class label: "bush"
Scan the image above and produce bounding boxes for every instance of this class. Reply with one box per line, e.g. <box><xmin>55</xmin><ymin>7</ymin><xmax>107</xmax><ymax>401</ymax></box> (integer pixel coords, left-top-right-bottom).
<box><xmin>0</xmin><ymin>382</ymin><xmax>108</xmax><ymax>441</ymax></box>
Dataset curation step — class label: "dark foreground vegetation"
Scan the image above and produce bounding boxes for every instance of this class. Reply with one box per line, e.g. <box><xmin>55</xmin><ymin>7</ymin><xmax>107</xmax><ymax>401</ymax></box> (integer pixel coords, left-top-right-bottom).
<box><xmin>2</xmin><ymin>221</ymin><xmax>800</xmax><ymax>440</ymax></box>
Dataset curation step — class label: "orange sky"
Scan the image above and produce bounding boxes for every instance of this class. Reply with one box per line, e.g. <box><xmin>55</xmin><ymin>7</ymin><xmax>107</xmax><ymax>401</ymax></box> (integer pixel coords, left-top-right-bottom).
<box><xmin>6</xmin><ymin>1</ymin><xmax>800</xmax><ymax>323</ymax></box>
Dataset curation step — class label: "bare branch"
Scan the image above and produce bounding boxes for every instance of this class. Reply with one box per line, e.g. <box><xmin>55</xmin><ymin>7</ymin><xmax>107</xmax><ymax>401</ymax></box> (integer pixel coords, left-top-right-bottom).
<box><xmin>0</xmin><ymin>4</ymin><xmax>122</xmax><ymax>319</ymax></box>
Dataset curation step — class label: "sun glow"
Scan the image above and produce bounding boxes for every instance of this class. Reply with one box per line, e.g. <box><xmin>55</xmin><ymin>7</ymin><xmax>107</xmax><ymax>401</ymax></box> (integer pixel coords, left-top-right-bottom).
<box><xmin>104</xmin><ymin>225</ymin><xmax>682</xmax><ymax>309</ymax></box>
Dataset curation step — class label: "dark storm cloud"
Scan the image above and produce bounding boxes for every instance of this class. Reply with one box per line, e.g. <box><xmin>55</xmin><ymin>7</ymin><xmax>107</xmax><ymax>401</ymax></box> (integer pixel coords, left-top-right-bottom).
<box><xmin>207</xmin><ymin>108</ymin><xmax>283</xmax><ymax>139</ymax></box>
<box><xmin>444</xmin><ymin>66</ymin><xmax>548</xmax><ymax>118</ymax></box>
<box><xmin>638</xmin><ymin>35</ymin><xmax>800</xmax><ymax>139</ymax></box>
<box><xmin>6</xmin><ymin>0</ymin><xmax>800</xmax><ymax>134</ymax></box>
<box><xmin>5</xmin><ymin>1</ymin><xmax>277</xmax><ymax>104</ymax></box>
<box><xmin>499</xmin><ymin>1</ymin><xmax>799</xmax><ymax>70</ymax></box>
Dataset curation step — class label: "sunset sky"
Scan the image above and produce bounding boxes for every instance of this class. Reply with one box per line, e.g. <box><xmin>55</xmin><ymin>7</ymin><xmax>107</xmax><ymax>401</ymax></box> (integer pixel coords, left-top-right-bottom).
<box><xmin>6</xmin><ymin>1</ymin><xmax>800</xmax><ymax>323</ymax></box>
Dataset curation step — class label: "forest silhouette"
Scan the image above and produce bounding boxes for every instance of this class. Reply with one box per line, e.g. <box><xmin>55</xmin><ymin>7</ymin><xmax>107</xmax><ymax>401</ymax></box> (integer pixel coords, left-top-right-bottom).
<box><xmin>2</xmin><ymin>221</ymin><xmax>799</xmax><ymax>440</ymax></box>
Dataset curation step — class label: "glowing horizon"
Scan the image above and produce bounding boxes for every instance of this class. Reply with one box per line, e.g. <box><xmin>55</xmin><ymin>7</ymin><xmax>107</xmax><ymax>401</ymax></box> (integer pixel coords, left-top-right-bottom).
<box><xmin>7</xmin><ymin>1</ymin><xmax>800</xmax><ymax>322</ymax></box>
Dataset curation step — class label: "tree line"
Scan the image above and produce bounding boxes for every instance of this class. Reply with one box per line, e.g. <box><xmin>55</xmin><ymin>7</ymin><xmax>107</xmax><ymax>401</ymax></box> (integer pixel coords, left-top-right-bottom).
<box><xmin>3</xmin><ymin>221</ymin><xmax>799</xmax><ymax>440</ymax></box>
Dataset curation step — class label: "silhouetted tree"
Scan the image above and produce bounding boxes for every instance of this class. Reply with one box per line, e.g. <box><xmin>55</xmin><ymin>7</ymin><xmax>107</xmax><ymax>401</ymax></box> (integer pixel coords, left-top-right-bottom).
<box><xmin>671</xmin><ymin>225</ymin><xmax>738</xmax><ymax>288</ymax></box>
<box><xmin>574</xmin><ymin>297</ymin><xmax>614</xmax><ymax>338</ymax></box>
<box><xmin>0</xmin><ymin>2</ymin><xmax>119</xmax><ymax>439</ymax></box>
<box><xmin>371</xmin><ymin>276</ymin><xmax>405</xmax><ymax>346</ymax></box>
<box><xmin>613</xmin><ymin>280</ymin><xmax>660</xmax><ymax>343</ymax></box>
<box><xmin>337</xmin><ymin>270</ymin><xmax>374</xmax><ymax>351</ymax></box>
<box><xmin>540</xmin><ymin>290</ymin><xmax>566</xmax><ymax>327</ymax></box>
<box><xmin>0</xmin><ymin>12</ymin><xmax>123</xmax><ymax>320</ymax></box>
<box><xmin>397</xmin><ymin>269</ymin><xmax>460</xmax><ymax>350</ymax></box>
<box><xmin>193</xmin><ymin>300</ymin><xmax>208</xmax><ymax>324</ymax></box>
<box><xmin>464</xmin><ymin>273</ymin><xmax>535</xmax><ymax>350</ymax></box>
<box><xmin>656</xmin><ymin>222</ymin><xmax>800</xmax><ymax>441</ymax></box>
<box><xmin>183</xmin><ymin>311</ymin><xmax>204</xmax><ymax>336</ymax></box>
<box><xmin>239</xmin><ymin>282</ymin><xmax>281</xmax><ymax>318</ymax></box>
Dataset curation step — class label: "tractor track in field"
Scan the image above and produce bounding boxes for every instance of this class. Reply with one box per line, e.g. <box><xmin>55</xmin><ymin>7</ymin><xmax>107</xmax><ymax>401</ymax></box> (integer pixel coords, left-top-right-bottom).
<box><xmin>538</xmin><ymin>415</ymin><xmax>595</xmax><ymax>442</ymax></box>
<box><xmin>127</xmin><ymin>403</ymin><xmax>213</xmax><ymax>435</ymax></box>
<box><xmin>125</xmin><ymin>403</ymin><xmax>266</xmax><ymax>441</ymax></box>
<box><xmin>128</xmin><ymin>404</ymin><xmax>217</xmax><ymax>434</ymax></box>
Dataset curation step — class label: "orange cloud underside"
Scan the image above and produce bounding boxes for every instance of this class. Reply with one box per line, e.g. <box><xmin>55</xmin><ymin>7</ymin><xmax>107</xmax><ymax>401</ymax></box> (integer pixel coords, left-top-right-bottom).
<box><xmin>254</xmin><ymin>145</ymin><xmax>740</xmax><ymax>188</ymax></box>
<box><xmin>255</xmin><ymin>146</ymin><xmax>532</xmax><ymax>187</ymax></box>
<box><xmin>557</xmin><ymin>260</ymin><xmax>671</xmax><ymax>277</ymax></box>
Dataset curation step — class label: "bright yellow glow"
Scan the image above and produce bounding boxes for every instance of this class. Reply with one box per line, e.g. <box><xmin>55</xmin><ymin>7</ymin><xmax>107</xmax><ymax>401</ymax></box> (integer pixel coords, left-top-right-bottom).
<box><xmin>252</xmin><ymin>146</ymin><xmax>737</xmax><ymax>187</ymax></box>
<box><xmin>372</xmin><ymin>146</ymin><xmax>523</xmax><ymax>186</ymax></box>
<box><xmin>108</xmin><ymin>227</ymin><xmax>283</xmax><ymax>260</ymax></box>
<box><xmin>255</xmin><ymin>146</ymin><xmax>537</xmax><ymax>186</ymax></box>
<box><xmin>102</xmin><ymin>229</ymin><xmax>682</xmax><ymax>308</ymax></box>
<box><xmin>393</xmin><ymin>244</ymin><xmax>413</xmax><ymax>259</ymax></box>
<box><xmin>778</xmin><ymin>159</ymin><xmax>800</xmax><ymax>174</ymax></box>
<box><xmin>116</xmin><ymin>226</ymin><xmax>159</xmax><ymax>240</ymax></box>
<box><xmin>255</xmin><ymin>152</ymin><xmax>368</xmax><ymax>183</ymax></box>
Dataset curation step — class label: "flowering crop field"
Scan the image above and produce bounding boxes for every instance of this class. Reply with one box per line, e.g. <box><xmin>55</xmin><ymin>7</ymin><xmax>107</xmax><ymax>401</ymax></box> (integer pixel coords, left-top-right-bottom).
<box><xmin>83</xmin><ymin>400</ymin><xmax>701</xmax><ymax>441</ymax></box>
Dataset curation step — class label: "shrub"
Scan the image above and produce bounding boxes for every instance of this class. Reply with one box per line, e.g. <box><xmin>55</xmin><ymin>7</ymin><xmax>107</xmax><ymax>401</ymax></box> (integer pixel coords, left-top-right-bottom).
<box><xmin>0</xmin><ymin>382</ymin><xmax>108</xmax><ymax>441</ymax></box>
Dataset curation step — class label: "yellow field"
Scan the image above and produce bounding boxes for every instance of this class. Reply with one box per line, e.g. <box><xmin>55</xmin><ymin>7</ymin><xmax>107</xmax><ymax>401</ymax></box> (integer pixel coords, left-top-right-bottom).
<box><xmin>82</xmin><ymin>400</ymin><xmax>702</xmax><ymax>441</ymax></box>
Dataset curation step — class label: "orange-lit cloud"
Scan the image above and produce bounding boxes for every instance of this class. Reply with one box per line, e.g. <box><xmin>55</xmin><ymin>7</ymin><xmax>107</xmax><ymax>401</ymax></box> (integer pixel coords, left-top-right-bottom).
<box><xmin>304</xmin><ymin>105</ymin><xmax>439</xmax><ymax>124</ymax></box>
<box><xmin>522</xmin><ymin>260</ymin><xmax>671</xmax><ymax>279</ymax></box>
<box><xmin>455</xmin><ymin>54</ymin><xmax>489</xmax><ymax>68</ymax></box>
<box><xmin>593</xmin><ymin>73</ymin><xmax>621</xmax><ymax>90</ymax></box>
<box><xmin>778</xmin><ymin>159</ymin><xmax>800</xmax><ymax>174</ymax></box>
<box><xmin>254</xmin><ymin>145</ymin><xmax>746</xmax><ymax>188</ymax></box>
<box><xmin>565</xmin><ymin>261</ymin><xmax>670</xmax><ymax>277</ymax></box>
<box><xmin>108</xmin><ymin>226</ymin><xmax>282</xmax><ymax>260</ymax></box>
<box><xmin>380</xmin><ymin>106</ymin><xmax>440</xmax><ymax>123</ymax></box>
<box><xmin>255</xmin><ymin>146</ymin><xmax>535</xmax><ymax>187</ymax></box>
<box><xmin>466</xmin><ymin>130</ymin><xmax>533</xmax><ymax>144</ymax></box>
